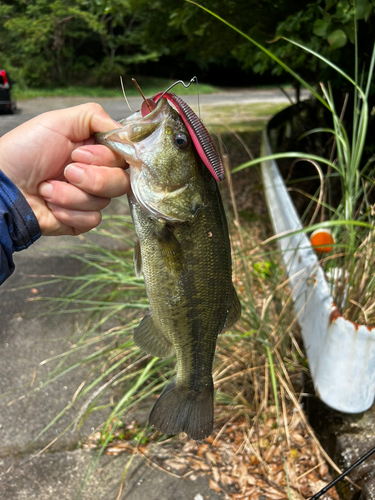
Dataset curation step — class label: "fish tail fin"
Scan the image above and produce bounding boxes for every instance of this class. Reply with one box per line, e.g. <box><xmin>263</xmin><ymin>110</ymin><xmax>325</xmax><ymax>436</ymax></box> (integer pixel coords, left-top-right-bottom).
<box><xmin>149</xmin><ymin>378</ymin><xmax>213</xmax><ymax>440</ymax></box>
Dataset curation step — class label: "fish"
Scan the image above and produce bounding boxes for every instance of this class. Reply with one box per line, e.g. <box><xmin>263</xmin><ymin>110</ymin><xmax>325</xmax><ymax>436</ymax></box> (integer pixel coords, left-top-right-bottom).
<box><xmin>95</xmin><ymin>96</ymin><xmax>241</xmax><ymax>440</ymax></box>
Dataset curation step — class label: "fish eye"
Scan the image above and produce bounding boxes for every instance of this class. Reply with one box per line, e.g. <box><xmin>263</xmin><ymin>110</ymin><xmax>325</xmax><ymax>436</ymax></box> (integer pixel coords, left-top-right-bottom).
<box><xmin>174</xmin><ymin>132</ymin><xmax>189</xmax><ymax>149</ymax></box>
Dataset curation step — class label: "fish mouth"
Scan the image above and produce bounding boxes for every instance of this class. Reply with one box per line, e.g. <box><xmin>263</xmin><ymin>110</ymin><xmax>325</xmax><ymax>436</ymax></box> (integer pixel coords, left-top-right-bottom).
<box><xmin>94</xmin><ymin>98</ymin><xmax>168</xmax><ymax>158</ymax></box>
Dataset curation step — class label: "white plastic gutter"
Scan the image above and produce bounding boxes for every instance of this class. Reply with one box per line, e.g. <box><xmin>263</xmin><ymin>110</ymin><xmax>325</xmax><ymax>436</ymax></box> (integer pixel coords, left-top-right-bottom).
<box><xmin>261</xmin><ymin>129</ymin><xmax>375</xmax><ymax>413</ymax></box>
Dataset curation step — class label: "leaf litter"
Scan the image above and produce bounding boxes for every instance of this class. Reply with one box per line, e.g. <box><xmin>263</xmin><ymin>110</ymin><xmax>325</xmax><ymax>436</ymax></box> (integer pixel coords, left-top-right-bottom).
<box><xmin>84</xmin><ymin>402</ymin><xmax>339</xmax><ymax>500</ymax></box>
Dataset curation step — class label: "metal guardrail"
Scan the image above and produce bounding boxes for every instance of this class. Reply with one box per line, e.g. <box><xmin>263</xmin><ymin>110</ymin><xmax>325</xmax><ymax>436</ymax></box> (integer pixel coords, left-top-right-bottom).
<box><xmin>261</xmin><ymin>127</ymin><xmax>375</xmax><ymax>413</ymax></box>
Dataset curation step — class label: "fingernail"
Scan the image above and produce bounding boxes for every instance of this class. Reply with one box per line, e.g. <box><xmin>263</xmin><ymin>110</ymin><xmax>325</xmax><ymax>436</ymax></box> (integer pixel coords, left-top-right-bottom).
<box><xmin>65</xmin><ymin>165</ymin><xmax>84</xmax><ymax>183</ymax></box>
<box><xmin>71</xmin><ymin>149</ymin><xmax>93</xmax><ymax>164</ymax></box>
<box><xmin>39</xmin><ymin>182</ymin><xmax>53</xmax><ymax>199</ymax></box>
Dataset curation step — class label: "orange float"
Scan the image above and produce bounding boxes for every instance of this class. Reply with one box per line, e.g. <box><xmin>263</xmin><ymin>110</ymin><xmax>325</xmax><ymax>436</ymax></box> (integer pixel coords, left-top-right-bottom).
<box><xmin>310</xmin><ymin>229</ymin><xmax>335</xmax><ymax>253</ymax></box>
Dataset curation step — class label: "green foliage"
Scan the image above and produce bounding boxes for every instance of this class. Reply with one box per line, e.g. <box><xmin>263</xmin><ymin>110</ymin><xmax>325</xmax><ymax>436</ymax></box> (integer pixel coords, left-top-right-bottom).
<box><xmin>270</xmin><ymin>0</ymin><xmax>375</xmax><ymax>85</ymax></box>
<box><xmin>2</xmin><ymin>0</ymin><xmax>375</xmax><ymax>89</ymax></box>
<box><xmin>253</xmin><ymin>260</ymin><xmax>277</xmax><ymax>279</ymax></box>
<box><xmin>1</xmin><ymin>0</ymin><xmax>99</xmax><ymax>86</ymax></box>
<box><xmin>0</xmin><ymin>0</ymin><xmax>165</xmax><ymax>87</ymax></box>
<box><xmin>178</xmin><ymin>0</ymin><xmax>375</xmax><ymax>89</ymax></box>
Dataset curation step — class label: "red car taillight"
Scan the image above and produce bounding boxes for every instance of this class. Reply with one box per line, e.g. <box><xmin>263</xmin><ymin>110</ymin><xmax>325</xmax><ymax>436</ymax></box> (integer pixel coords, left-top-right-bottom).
<box><xmin>1</xmin><ymin>70</ymin><xmax>8</xmax><ymax>85</ymax></box>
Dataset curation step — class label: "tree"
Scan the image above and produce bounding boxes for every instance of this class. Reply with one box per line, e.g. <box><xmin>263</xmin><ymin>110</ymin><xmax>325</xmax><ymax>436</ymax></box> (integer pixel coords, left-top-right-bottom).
<box><xmin>0</xmin><ymin>0</ymin><xmax>161</xmax><ymax>87</ymax></box>
<box><xmin>0</xmin><ymin>0</ymin><xmax>102</xmax><ymax>85</ymax></box>
<box><xmin>1</xmin><ymin>0</ymin><xmax>374</xmax><ymax>90</ymax></box>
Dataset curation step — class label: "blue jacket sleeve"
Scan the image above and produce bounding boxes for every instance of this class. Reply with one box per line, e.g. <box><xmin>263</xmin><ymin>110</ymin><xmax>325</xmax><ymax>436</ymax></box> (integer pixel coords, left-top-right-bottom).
<box><xmin>0</xmin><ymin>170</ymin><xmax>41</xmax><ymax>285</ymax></box>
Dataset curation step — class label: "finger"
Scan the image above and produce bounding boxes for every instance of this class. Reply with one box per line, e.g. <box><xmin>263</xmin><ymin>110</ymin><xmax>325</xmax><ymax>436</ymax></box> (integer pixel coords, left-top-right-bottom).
<box><xmin>78</xmin><ymin>102</ymin><xmax>122</xmax><ymax>137</ymax></box>
<box><xmin>29</xmin><ymin>103</ymin><xmax>121</xmax><ymax>150</ymax></box>
<box><xmin>38</xmin><ymin>180</ymin><xmax>110</xmax><ymax>211</ymax></box>
<box><xmin>24</xmin><ymin>194</ymin><xmax>74</xmax><ymax>236</ymax></box>
<box><xmin>71</xmin><ymin>144</ymin><xmax>127</xmax><ymax>169</ymax></box>
<box><xmin>24</xmin><ymin>194</ymin><xmax>86</xmax><ymax>236</ymax></box>
<box><xmin>47</xmin><ymin>203</ymin><xmax>102</xmax><ymax>234</ymax></box>
<box><xmin>44</xmin><ymin>103</ymin><xmax>121</xmax><ymax>142</ymax></box>
<box><xmin>64</xmin><ymin>164</ymin><xmax>130</xmax><ymax>198</ymax></box>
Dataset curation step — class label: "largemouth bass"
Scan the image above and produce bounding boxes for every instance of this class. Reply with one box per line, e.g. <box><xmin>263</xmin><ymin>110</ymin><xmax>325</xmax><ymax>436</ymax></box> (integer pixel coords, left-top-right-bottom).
<box><xmin>96</xmin><ymin>97</ymin><xmax>241</xmax><ymax>440</ymax></box>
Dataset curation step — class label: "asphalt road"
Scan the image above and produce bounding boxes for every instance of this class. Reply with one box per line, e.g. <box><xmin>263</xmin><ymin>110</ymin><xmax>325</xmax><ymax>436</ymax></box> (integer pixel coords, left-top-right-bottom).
<box><xmin>0</xmin><ymin>87</ymin><xmax>308</xmax><ymax>137</ymax></box>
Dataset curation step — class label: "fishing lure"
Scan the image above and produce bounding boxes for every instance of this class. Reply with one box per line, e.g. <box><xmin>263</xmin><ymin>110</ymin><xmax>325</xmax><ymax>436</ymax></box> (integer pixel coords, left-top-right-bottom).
<box><xmin>133</xmin><ymin>77</ymin><xmax>225</xmax><ymax>182</ymax></box>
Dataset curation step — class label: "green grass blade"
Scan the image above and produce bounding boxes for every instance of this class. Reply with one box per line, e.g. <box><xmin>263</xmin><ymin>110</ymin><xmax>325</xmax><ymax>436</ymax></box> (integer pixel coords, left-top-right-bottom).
<box><xmin>364</xmin><ymin>41</ymin><xmax>375</xmax><ymax>100</ymax></box>
<box><xmin>265</xmin><ymin>347</ymin><xmax>292</xmax><ymax>500</ymax></box>
<box><xmin>233</xmin><ymin>152</ymin><xmax>337</xmax><ymax>174</ymax></box>
<box><xmin>299</xmin><ymin>128</ymin><xmax>349</xmax><ymax>153</ymax></box>
<box><xmin>279</xmin><ymin>36</ymin><xmax>362</xmax><ymax>95</ymax></box>
<box><xmin>101</xmin><ymin>357</ymin><xmax>159</xmax><ymax>435</ymax></box>
<box><xmin>263</xmin><ymin>219</ymin><xmax>374</xmax><ymax>246</ymax></box>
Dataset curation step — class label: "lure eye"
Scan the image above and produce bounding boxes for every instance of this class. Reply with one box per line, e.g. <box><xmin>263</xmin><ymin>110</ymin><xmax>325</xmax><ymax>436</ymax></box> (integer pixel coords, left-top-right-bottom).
<box><xmin>174</xmin><ymin>132</ymin><xmax>189</xmax><ymax>149</ymax></box>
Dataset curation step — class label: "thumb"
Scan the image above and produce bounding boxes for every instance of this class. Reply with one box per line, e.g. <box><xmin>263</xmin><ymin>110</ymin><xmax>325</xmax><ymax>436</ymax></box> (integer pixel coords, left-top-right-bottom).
<box><xmin>45</xmin><ymin>102</ymin><xmax>121</xmax><ymax>142</ymax></box>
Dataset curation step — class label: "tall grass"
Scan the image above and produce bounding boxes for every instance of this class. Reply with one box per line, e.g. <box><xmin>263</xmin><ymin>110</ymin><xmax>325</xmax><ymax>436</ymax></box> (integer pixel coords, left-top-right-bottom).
<box><xmin>189</xmin><ymin>0</ymin><xmax>375</xmax><ymax>324</ymax></box>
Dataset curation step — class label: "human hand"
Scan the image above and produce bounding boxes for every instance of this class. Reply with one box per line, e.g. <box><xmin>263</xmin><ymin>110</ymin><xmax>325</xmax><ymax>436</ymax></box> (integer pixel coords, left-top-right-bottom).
<box><xmin>0</xmin><ymin>103</ymin><xmax>129</xmax><ymax>236</ymax></box>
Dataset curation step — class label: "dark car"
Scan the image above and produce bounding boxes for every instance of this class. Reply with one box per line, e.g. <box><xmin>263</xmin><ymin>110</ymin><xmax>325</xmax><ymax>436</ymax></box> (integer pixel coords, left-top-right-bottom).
<box><xmin>0</xmin><ymin>69</ymin><xmax>16</xmax><ymax>114</ymax></box>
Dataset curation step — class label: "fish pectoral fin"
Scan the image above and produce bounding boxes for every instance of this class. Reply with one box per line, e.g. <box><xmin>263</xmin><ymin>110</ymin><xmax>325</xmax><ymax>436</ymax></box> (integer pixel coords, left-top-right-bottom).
<box><xmin>133</xmin><ymin>311</ymin><xmax>175</xmax><ymax>358</ymax></box>
<box><xmin>154</xmin><ymin>224</ymin><xmax>187</xmax><ymax>276</ymax></box>
<box><xmin>221</xmin><ymin>287</ymin><xmax>242</xmax><ymax>332</ymax></box>
<box><xmin>161</xmin><ymin>184</ymin><xmax>188</xmax><ymax>200</ymax></box>
<box><xmin>133</xmin><ymin>237</ymin><xmax>143</xmax><ymax>279</ymax></box>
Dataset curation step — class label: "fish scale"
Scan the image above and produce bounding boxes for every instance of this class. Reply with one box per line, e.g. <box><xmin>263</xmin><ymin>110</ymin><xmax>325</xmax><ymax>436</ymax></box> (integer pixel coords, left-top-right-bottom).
<box><xmin>95</xmin><ymin>96</ymin><xmax>241</xmax><ymax>439</ymax></box>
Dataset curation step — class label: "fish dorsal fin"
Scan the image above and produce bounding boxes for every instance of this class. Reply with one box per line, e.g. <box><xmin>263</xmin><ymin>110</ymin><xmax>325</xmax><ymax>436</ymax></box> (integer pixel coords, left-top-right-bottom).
<box><xmin>133</xmin><ymin>237</ymin><xmax>143</xmax><ymax>279</ymax></box>
<box><xmin>222</xmin><ymin>287</ymin><xmax>242</xmax><ymax>332</ymax></box>
<box><xmin>133</xmin><ymin>311</ymin><xmax>175</xmax><ymax>358</ymax></box>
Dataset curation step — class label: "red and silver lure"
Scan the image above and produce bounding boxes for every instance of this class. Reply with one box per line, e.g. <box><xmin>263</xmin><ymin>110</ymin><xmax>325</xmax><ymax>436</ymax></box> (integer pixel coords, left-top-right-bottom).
<box><xmin>136</xmin><ymin>81</ymin><xmax>225</xmax><ymax>182</ymax></box>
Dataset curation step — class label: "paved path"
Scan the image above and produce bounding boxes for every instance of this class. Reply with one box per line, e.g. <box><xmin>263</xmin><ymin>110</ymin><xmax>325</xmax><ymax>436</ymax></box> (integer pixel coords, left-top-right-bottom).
<box><xmin>0</xmin><ymin>89</ymin><xmax>297</xmax><ymax>499</ymax></box>
<box><xmin>0</xmin><ymin>87</ymin><xmax>309</xmax><ymax>137</ymax></box>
